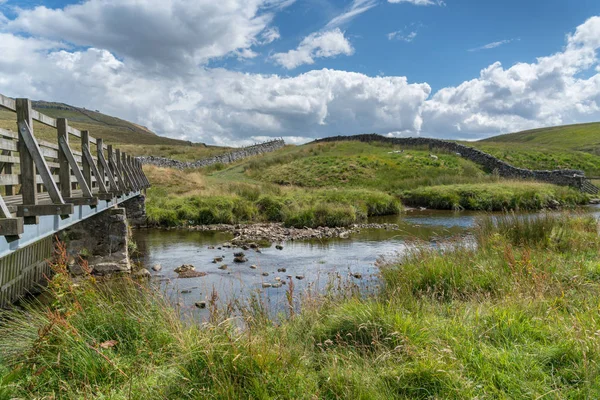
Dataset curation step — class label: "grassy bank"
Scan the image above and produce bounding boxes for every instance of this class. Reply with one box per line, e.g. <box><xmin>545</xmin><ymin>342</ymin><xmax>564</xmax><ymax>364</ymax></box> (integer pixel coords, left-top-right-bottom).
<box><xmin>1</xmin><ymin>213</ymin><xmax>599</xmax><ymax>398</ymax></box>
<box><xmin>144</xmin><ymin>166</ymin><xmax>401</xmax><ymax>228</ymax></box>
<box><xmin>401</xmin><ymin>181</ymin><xmax>590</xmax><ymax>211</ymax></box>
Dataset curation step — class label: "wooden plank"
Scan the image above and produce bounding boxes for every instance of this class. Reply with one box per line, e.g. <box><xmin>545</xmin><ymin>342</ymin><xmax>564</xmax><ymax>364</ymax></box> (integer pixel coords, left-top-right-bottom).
<box><xmin>2</xmin><ymin>150</ymin><xmax>14</xmax><ymax>196</ymax></box>
<box><xmin>97</xmin><ymin>138</ymin><xmax>105</xmax><ymax>189</ymax></box>
<box><xmin>81</xmin><ymin>131</ymin><xmax>92</xmax><ymax>190</ymax></box>
<box><xmin>0</xmin><ymin>155</ymin><xmax>21</xmax><ymax>165</ymax></box>
<box><xmin>108</xmin><ymin>145</ymin><xmax>126</xmax><ymax>192</ymax></box>
<box><xmin>0</xmin><ymin>94</ymin><xmax>16</xmax><ymax>111</ymax></box>
<box><xmin>0</xmin><ymin>128</ymin><xmax>18</xmax><ymax>140</ymax></box>
<box><xmin>64</xmin><ymin>197</ymin><xmax>98</xmax><ymax>206</ymax></box>
<box><xmin>116</xmin><ymin>149</ymin><xmax>131</xmax><ymax>191</ymax></box>
<box><xmin>0</xmin><ymin>193</ymin><xmax>13</xmax><ymax>219</ymax></box>
<box><xmin>123</xmin><ymin>154</ymin><xmax>139</xmax><ymax>190</ymax></box>
<box><xmin>16</xmin><ymin>99</ymin><xmax>38</xmax><ymax>224</ymax></box>
<box><xmin>17</xmin><ymin>119</ymin><xmax>65</xmax><ymax>205</ymax></box>
<box><xmin>17</xmin><ymin>204</ymin><xmax>74</xmax><ymax>217</ymax></box>
<box><xmin>31</xmin><ymin>110</ymin><xmax>57</xmax><ymax>128</ymax></box>
<box><xmin>82</xmin><ymin>143</ymin><xmax>108</xmax><ymax>193</ymax></box>
<box><xmin>66</xmin><ymin>126</ymin><xmax>81</xmax><ymax>138</ymax></box>
<box><xmin>0</xmin><ymin>138</ymin><xmax>17</xmax><ymax>152</ymax></box>
<box><xmin>57</xmin><ymin>137</ymin><xmax>93</xmax><ymax>198</ymax></box>
<box><xmin>97</xmin><ymin>142</ymin><xmax>118</xmax><ymax>193</ymax></box>
<box><xmin>38</xmin><ymin>140</ymin><xmax>59</xmax><ymax>151</ymax></box>
<box><xmin>57</xmin><ymin>118</ymin><xmax>72</xmax><ymax>199</ymax></box>
<box><xmin>0</xmin><ymin>218</ymin><xmax>24</xmax><ymax>236</ymax></box>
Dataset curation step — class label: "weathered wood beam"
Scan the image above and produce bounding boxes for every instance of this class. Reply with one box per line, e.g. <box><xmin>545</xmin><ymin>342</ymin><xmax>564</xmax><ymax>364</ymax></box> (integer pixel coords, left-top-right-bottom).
<box><xmin>81</xmin><ymin>131</ymin><xmax>92</xmax><ymax>190</ymax></box>
<box><xmin>16</xmin><ymin>99</ymin><xmax>37</xmax><ymax>224</ymax></box>
<box><xmin>82</xmin><ymin>143</ymin><xmax>108</xmax><ymax>194</ymax></box>
<box><xmin>108</xmin><ymin>145</ymin><xmax>126</xmax><ymax>193</ymax></box>
<box><xmin>57</xmin><ymin>136</ymin><xmax>93</xmax><ymax>199</ymax></box>
<box><xmin>17</xmin><ymin>204</ymin><xmax>74</xmax><ymax>217</ymax></box>
<box><xmin>0</xmin><ymin>217</ymin><xmax>24</xmax><ymax>237</ymax></box>
<box><xmin>57</xmin><ymin>118</ymin><xmax>72</xmax><ymax>199</ymax></box>
<box><xmin>97</xmin><ymin>142</ymin><xmax>119</xmax><ymax>193</ymax></box>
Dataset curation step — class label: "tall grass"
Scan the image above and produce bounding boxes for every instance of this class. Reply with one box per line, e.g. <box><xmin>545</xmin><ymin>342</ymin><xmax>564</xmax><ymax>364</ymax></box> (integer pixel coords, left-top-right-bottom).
<box><xmin>1</xmin><ymin>214</ymin><xmax>600</xmax><ymax>398</ymax></box>
<box><xmin>401</xmin><ymin>181</ymin><xmax>590</xmax><ymax>211</ymax></box>
<box><xmin>145</xmin><ymin>166</ymin><xmax>402</xmax><ymax>228</ymax></box>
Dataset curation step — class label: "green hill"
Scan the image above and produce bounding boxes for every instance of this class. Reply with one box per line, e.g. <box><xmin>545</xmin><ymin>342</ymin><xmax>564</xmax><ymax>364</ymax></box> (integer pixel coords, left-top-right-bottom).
<box><xmin>468</xmin><ymin>122</ymin><xmax>600</xmax><ymax>177</ymax></box>
<box><xmin>480</xmin><ymin>122</ymin><xmax>600</xmax><ymax>153</ymax></box>
<box><xmin>0</xmin><ymin>101</ymin><xmax>231</xmax><ymax>160</ymax></box>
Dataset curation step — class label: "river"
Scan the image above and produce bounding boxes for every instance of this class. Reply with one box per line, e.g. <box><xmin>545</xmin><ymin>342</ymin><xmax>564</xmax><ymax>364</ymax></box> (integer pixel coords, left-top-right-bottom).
<box><xmin>133</xmin><ymin>206</ymin><xmax>600</xmax><ymax>319</ymax></box>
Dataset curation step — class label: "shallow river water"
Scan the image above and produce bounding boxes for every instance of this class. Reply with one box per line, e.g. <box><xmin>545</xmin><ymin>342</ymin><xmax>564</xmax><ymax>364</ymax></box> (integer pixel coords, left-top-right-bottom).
<box><xmin>133</xmin><ymin>206</ymin><xmax>600</xmax><ymax>318</ymax></box>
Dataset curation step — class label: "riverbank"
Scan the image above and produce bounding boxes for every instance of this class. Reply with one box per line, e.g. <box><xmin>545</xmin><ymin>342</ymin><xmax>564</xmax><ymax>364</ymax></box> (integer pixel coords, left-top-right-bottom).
<box><xmin>1</xmin><ymin>213</ymin><xmax>598</xmax><ymax>398</ymax></box>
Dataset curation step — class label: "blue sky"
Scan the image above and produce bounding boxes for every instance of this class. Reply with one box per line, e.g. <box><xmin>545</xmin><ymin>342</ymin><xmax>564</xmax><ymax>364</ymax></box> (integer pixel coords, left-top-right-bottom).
<box><xmin>1</xmin><ymin>0</ymin><xmax>600</xmax><ymax>145</ymax></box>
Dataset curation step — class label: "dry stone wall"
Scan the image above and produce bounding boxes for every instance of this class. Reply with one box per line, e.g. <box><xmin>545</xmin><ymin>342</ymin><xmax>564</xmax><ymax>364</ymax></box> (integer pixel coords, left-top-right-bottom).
<box><xmin>312</xmin><ymin>134</ymin><xmax>593</xmax><ymax>190</ymax></box>
<box><xmin>138</xmin><ymin>139</ymin><xmax>285</xmax><ymax>169</ymax></box>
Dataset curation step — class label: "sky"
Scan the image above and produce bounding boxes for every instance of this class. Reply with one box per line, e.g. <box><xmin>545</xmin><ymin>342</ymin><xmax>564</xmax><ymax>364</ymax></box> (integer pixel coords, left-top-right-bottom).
<box><xmin>0</xmin><ymin>0</ymin><xmax>600</xmax><ymax>145</ymax></box>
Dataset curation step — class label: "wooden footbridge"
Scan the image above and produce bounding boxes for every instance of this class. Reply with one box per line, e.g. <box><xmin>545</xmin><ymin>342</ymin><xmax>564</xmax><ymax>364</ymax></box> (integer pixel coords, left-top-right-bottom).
<box><xmin>0</xmin><ymin>94</ymin><xmax>150</xmax><ymax>304</ymax></box>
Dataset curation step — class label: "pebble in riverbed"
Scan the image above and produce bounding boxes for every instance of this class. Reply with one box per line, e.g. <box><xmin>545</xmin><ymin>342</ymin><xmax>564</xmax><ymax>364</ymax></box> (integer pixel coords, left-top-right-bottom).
<box><xmin>218</xmin><ymin>265</ymin><xmax>228</xmax><ymax>270</ymax></box>
<box><xmin>195</xmin><ymin>301</ymin><xmax>207</xmax><ymax>309</ymax></box>
<box><xmin>152</xmin><ymin>264</ymin><xmax>162</xmax><ymax>271</ymax></box>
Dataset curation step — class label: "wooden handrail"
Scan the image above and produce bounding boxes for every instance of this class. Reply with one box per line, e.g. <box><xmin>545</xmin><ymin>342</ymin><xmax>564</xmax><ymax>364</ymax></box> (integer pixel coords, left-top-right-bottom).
<box><xmin>0</xmin><ymin>93</ymin><xmax>151</xmax><ymax>236</ymax></box>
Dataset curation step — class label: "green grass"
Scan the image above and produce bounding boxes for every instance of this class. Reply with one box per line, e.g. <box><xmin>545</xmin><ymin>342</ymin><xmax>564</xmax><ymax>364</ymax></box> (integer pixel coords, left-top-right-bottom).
<box><xmin>145</xmin><ymin>167</ymin><xmax>401</xmax><ymax>228</ymax></box>
<box><xmin>1</xmin><ymin>214</ymin><xmax>599</xmax><ymax>398</ymax></box>
<box><xmin>245</xmin><ymin>141</ymin><xmax>490</xmax><ymax>192</ymax></box>
<box><xmin>481</xmin><ymin>121</ymin><xmax>600</xmax><ymax>153</ymax></box>
<box><xmin>472</xmin><ymin>121</ymin><xmax>600</xmax><ymax>176</ymax></box>
<box><xmin>401</xmin><ymin>181</ymin><xmax>590</xmax><ymax>211</ymax></box>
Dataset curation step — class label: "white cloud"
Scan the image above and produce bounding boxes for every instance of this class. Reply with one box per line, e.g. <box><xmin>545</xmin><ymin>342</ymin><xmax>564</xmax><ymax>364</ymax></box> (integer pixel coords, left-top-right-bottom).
<box><xmin>0</xmin><ymin>1</ymin><xmax>599</xmax><ymax>145</ymax></box>
<box><xmin>388</xmin><ymin>30</ymin><xmax>418</xmax><ymax>42</ymax></box>
<box><xmin>421</xmin><ymin>16</ymin><xmax>600</xmax><ymax>138</ymax></box>
<box><xmin>3</xmin><ymin>0</ymin><xmax>290</xmax><ymax>71</ymax></box>
<box><xmin>271</xmin><ymin>29</ymin><xmax>354</xmax><ymax>69</ymax></box>
<box><xmin>468</xmin><ymin>39</ymin><xmax>516</xmax><ymax>52</ymax></box>
<box><xmin>388</xmin><ymin>0</ymin><xmax>445</xmax><ymax>6</ymax></box>
<box><xmin>326</xmin><ymin>0</ymin><xmax>378</xmax><ymax>29</ymax></box>
<box><xmin>260</xmin><ymin>27</ymin><xmax>281</xmax><ymax>44</ymax></box>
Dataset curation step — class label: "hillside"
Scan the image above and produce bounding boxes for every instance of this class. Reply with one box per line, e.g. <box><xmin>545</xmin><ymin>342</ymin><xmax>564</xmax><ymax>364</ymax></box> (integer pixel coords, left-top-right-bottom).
<box><xmin>466</xmin><ymin>122</ymin><xmax>600</xmax><ymax>177</ymax></box>
<box><xmin>480</xmin><ymin>121</ymin><xmax>600</xmax><ymax>153</ymax></box>
<box><xmin>0</xmin><ymin>101</ymin><xmax>232</xmax><ymax>160</ymax></box>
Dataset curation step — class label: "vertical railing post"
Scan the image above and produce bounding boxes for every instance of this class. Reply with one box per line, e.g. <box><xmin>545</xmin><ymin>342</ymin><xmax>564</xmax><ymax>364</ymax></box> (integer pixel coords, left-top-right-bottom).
<box><xmin>97</xmin><ymin>138</ymin><xmax>105</xmax><ymax>190</ymax></box>
<box><xmin>16</xmin><ymin>98</ymin><xmax>37</xmax><ymax>224</ymax></box>
<box><xmin>57</xmin><ymin>118</ymin><xmax>72</xmax><ymax>200</ymax></box>
<box><xmin>116</xmin><ymin>149</ymin><xmax>126</xmax><ymax>192</ymax></box>
<box><xmin>81</xmin><ymin>131</ymin><xmax>92</xmax><ymax>191</ymax></box>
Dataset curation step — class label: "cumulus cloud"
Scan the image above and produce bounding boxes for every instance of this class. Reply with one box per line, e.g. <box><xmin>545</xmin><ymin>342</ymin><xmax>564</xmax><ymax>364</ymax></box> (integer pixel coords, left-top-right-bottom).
<box><xmin>3</xmin><ymin>0</ymin><xmax>290</xmax><ymax>71</ymax></box>
<box><xmin>421</xmin><ymin>16</ymin><xmax>600</xmax><ymax>138</ymax></box>
<box><xmin>271</xmin><ymin>29</ymin><xmax>354</xmax><ymax>69</ymax></box>
<box><xmin>0</xmin><ymin>1</ymin><xmax>599</xmax><ymax>145</ymax></box>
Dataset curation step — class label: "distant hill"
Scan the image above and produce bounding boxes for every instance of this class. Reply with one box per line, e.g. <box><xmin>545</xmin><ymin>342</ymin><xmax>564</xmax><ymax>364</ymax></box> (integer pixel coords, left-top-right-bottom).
<box><xmin>29</xmin><ymin>100</ymin><xmax>197</xmax><ymax>147</ymax></box>
<box><xmin>0</xmin><ymin>100</ymin><xmax>233</xmax><ymax>160</ymax></box>
<box><xmin>480</xmin><ymin>122</ymin><xmax>600</xmax><ymax>155</ymax></box>
<box><xmin>469</xmin><ymin>122</ymin><xmax>600</xmax><ymax>177</ymax></box>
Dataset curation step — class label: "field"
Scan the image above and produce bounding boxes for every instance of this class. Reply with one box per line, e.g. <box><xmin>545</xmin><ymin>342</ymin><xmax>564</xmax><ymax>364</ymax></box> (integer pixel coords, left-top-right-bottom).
<box><xmin>1</xmin><ymin>213</ymin><xmax>599</xmax><ymax>398</ymax></box>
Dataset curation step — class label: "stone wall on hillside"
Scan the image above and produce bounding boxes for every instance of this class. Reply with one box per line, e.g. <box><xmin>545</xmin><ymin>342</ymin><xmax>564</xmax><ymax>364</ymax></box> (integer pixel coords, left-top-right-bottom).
<box><xmin>311</xmin><ymin>134</ymin><xmax>591</xmax><ymax>190</ymax></box>
<box><xmin>138</xmin><ymin>139</ymin><xmax>285</xmax><ymax>169</ymax></box>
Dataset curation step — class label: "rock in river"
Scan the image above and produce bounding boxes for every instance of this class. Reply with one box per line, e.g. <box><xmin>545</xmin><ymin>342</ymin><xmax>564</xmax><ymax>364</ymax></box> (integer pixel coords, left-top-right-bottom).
<box><xmin>195</xmin><ymin>301</ymin><xmax>207</xmax><ymax>309</ymax></box>
<box><xmin>152</xmin><ymin>264</ymin><xmax>162</xmax><ymax>272</ymax></box>
<box><xmin>178</xmin><ymin>270</ymin><xmax>207</xmax><ymax>279</ymax></box>
<box><xmin>175</xmin><ymin>264</ymin><xmax>195</xmax><ymax>273</ymax></box>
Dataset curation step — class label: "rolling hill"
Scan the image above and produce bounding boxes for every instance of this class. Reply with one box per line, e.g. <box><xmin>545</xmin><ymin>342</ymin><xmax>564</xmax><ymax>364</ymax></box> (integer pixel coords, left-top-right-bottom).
<box><xmin>0</xmin><ymin>100</ymin><xmax>232</xmax><ymax>161</ymax></box>
<box><xmin>480</xmin><ymin>122</ymin><xmax>600</xmax><ymax>154</ymax></box>
<box><xmin>468</xmin><ymin>122</ymin><xmax>600</xmax><ymax>177</ymax></box>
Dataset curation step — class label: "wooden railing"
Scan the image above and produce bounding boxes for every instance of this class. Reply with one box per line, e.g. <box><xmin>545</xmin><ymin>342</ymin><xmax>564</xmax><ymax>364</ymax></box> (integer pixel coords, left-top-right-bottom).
<box><xmin>0</xmin><ymin>94</ymin><xmax>150</xmax><ymax>237</ymax></box>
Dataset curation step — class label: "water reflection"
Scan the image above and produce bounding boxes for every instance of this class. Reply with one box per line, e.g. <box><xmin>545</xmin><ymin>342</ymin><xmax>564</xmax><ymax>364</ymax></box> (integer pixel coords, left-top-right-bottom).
<box><xmin>133</xmin><ymin>205</ymin><xmax>600</xmax><ymax>319</ymax></box>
